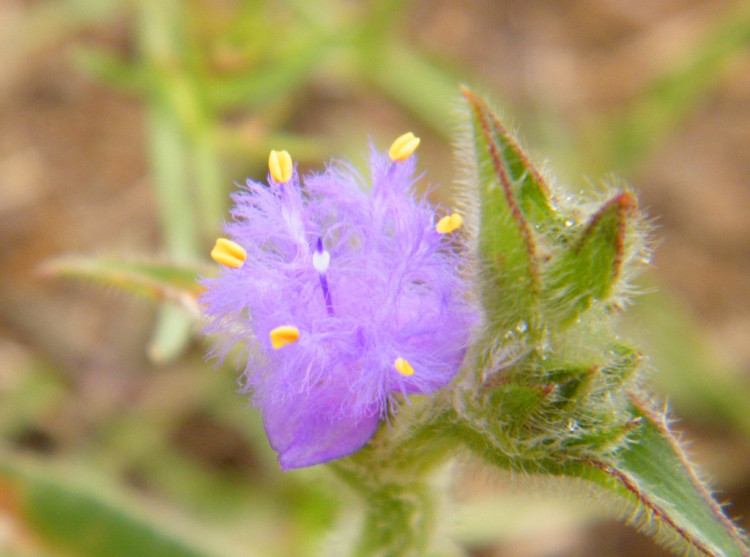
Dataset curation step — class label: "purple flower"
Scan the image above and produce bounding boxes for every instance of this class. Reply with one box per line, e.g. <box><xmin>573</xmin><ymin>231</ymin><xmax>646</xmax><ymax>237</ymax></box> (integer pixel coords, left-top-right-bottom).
<box><xmin>201</xmin><ymin>134</ymin><xmax>476</xmax><ymax>470</ymax></box>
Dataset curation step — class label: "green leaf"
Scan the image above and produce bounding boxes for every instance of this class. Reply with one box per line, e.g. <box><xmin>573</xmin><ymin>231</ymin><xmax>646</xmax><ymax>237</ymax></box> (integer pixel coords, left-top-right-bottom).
<box><xmin>544</xmin><ymin>192</ymin><xmax>636</xmax><ymax>324</ymax></box>
<box><xmin>39</xmin><ymin>255</ymin><xmax>210</xmax><ymax>316</ymax></box>
<box><xmin>461</xmin><ymin>399</ymin><xmax>749</xmax><ymax>556</ymax></box>
<box><xmin>460</xmin><ymin>88</ymin><xmax>542</xmax><ymax>335</ymax></box>
<box><xmin>585</xmin><ymin>400</ymin><xmax>749</xmax><ymax>557</ymax></box>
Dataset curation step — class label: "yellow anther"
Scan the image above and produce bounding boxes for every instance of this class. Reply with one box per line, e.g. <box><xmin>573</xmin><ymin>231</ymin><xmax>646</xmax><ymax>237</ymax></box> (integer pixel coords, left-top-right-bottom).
<box><xmin>269</xmin><ymin>149</ymin><xmax>293</xmax><ymax>183</ymax></box>
<box><xmin>394</xmin><ymin>357</ymin><xmax>415</xmax><ymax>377</ymax></box>
<box><xmin>270</xmin><ymin>325</ymin><xmax>300</xmax><ymax>349</ymax></box>
<box><xmin>436</xmin><ymin>212</ymin><xmax>463</xmax><ymax>234</ymax></box>
<box><xmin>211</xmin><ymin>238</ymin><xmax>247</xmax><ymax>269</ymax></box>
<box><xmin>388</xmin><ymin>132</ymin><xmax>420</xmax><ymax>162</ymax></box>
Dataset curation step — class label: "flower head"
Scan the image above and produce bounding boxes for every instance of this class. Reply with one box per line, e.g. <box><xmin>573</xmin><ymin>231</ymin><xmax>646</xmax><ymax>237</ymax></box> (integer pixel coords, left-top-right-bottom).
<box><xmin>201</xmin><ymin>135</ymin><xmax>476</xmax><ymax>469</ymax></box>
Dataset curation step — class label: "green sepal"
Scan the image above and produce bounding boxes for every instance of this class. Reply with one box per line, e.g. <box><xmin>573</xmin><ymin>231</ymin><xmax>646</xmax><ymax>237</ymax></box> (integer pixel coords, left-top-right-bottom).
<box><xmin>544</xmin><ymin>192</ymin><xmax>636</xmax><ymax>325</ymax></box>
<box><xmin>476</xmin><ymin>343</ymin><xmax>645</xmax><ymax>459</ymax></box>
<box><xmin>550</xmin><ymin>367</ymin><xmax>598</xmax><ymax>410</ymax></box>
<box><xmin>460</xmin><ymin>88</ymin><xmax>556</xmax><ymax>225</ymax></box>
<box><xmin>461</xmin><ymin>88</ymin><xmax>542</xmax><ymax>335</ymax></box>
<box><xmin>600</xmin><ymin>344</ymin><xmax>642</xmax><ymax>386</ymax></box>
<box><xmin>487</xmin><ymin>383</ymin><xmax>552</xmax><ymax>425</ymax></box>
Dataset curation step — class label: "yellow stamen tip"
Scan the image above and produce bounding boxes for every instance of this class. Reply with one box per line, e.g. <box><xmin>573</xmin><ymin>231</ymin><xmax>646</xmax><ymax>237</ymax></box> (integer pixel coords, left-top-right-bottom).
<box><xmin>270</xmin><ymin>325</ymin><xmax>300</xmax><ymax>349</ymax></box>
<box><xmin>388</xmin><ymin>132</ymin><xmax>420</xmax><ymax>162</ymax></box>
<box><xmin>269</xmin><ymin>149</ymin><xmax>293</xmax><ymax>183</ymax></box>
<box><xmin>394</xmin><ymin>357</ymin><xmax>415</xmax><ymax>377</ymax></box>
<box><xmin>436</xmin><ymin>212</ymin><xmax>463</xmax><ymax>234</ymax></box>
<box><xmin>211</xmin><ymin>238</ymin><xmax>247</xmax><ymax>268</ymax></box>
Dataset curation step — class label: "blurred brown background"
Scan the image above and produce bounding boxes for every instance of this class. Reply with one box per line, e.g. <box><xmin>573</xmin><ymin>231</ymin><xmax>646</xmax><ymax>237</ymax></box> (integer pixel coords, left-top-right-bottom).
<box><xmin>1</xmin><ymin>1</ymin><xmax>748</xmax><ymax>556</ymax></box>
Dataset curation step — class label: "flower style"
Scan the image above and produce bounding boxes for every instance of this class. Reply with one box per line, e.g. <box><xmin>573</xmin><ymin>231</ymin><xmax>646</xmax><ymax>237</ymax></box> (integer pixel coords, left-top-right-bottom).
<box><xmin>201</xmin><ymin>133</ymin><xmax>476</xmax><ymax>470</ymax></box>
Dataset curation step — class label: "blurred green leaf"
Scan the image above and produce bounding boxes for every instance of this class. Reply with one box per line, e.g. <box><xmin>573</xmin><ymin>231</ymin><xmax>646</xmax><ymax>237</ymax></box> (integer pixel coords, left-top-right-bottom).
<box><xmin>208</xmin><ymin>36</ymin><xmax>330</xmax><ymax>111</ymax></box>
<box><xmin>587</xmin><ymin>4</ymin><xmax>750</xmax><ymax>173</ymax></box>
<box><xmin>366</xmin><ymin>42</ymin><xmax>463</xmax><ymax>138</ymax></box>
<box><xmin>39</xmin><ymin>255</ymin><xmax>210</xmax><ymax>315</ymax></box>
<box><xmin>72</xmin><ymin>47</ymin><xmax>145</xmax><ymax>92</ymax></box>
<box><xmin>136</xmin><ymin>0</ymin><xmax>207</xmax><ymax>363</ymax></box>
<box><xmin>148</xmin><ymin>304</ymin><xmax>199</xmax><ymax>364</ymax></box>
<box><xmin>0</xmin><ymin>458</ymin><xmax>215</xmax><ymax>557</ymax></box>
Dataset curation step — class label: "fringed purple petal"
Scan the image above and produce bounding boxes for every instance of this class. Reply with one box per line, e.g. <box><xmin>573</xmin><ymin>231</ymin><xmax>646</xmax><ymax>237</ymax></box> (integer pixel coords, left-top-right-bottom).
<box><xmin>261</xmin><ymin>385</ymin><xmax>381</xmax><ymax>470</ymax></box>
<box><xmin>200</xmin><ymin>145</ymin><xmax>477</xmax><ymax>469</ymax></box>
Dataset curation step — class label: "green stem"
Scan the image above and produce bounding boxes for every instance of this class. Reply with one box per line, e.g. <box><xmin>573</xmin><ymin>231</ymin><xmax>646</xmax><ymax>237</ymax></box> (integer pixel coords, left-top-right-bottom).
<box><xmin>332</xmin><ymin>462</ymin><xmax>438</xmax><ymax>557</ymax></box>
<box><xmin>327</xmin><ymin>400</ymin><xmax>460</xmax><ymax>556</ymax></box>
<box><xmin>354</xmin><ymin>482</ymin><xmax>437</xmax><ymax>557</ymax></box>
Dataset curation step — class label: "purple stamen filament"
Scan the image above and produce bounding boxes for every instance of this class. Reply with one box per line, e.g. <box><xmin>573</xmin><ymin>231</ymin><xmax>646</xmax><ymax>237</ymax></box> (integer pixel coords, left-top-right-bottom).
<box><xmin>319</xmin><ymin>273</ymin><xmax>334</xmax><ymax>315</ymax></box>
<box><xmin>313</xmin><ymin>237</ymin><xmax>334</xmax><ymax>315</ymax></box>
